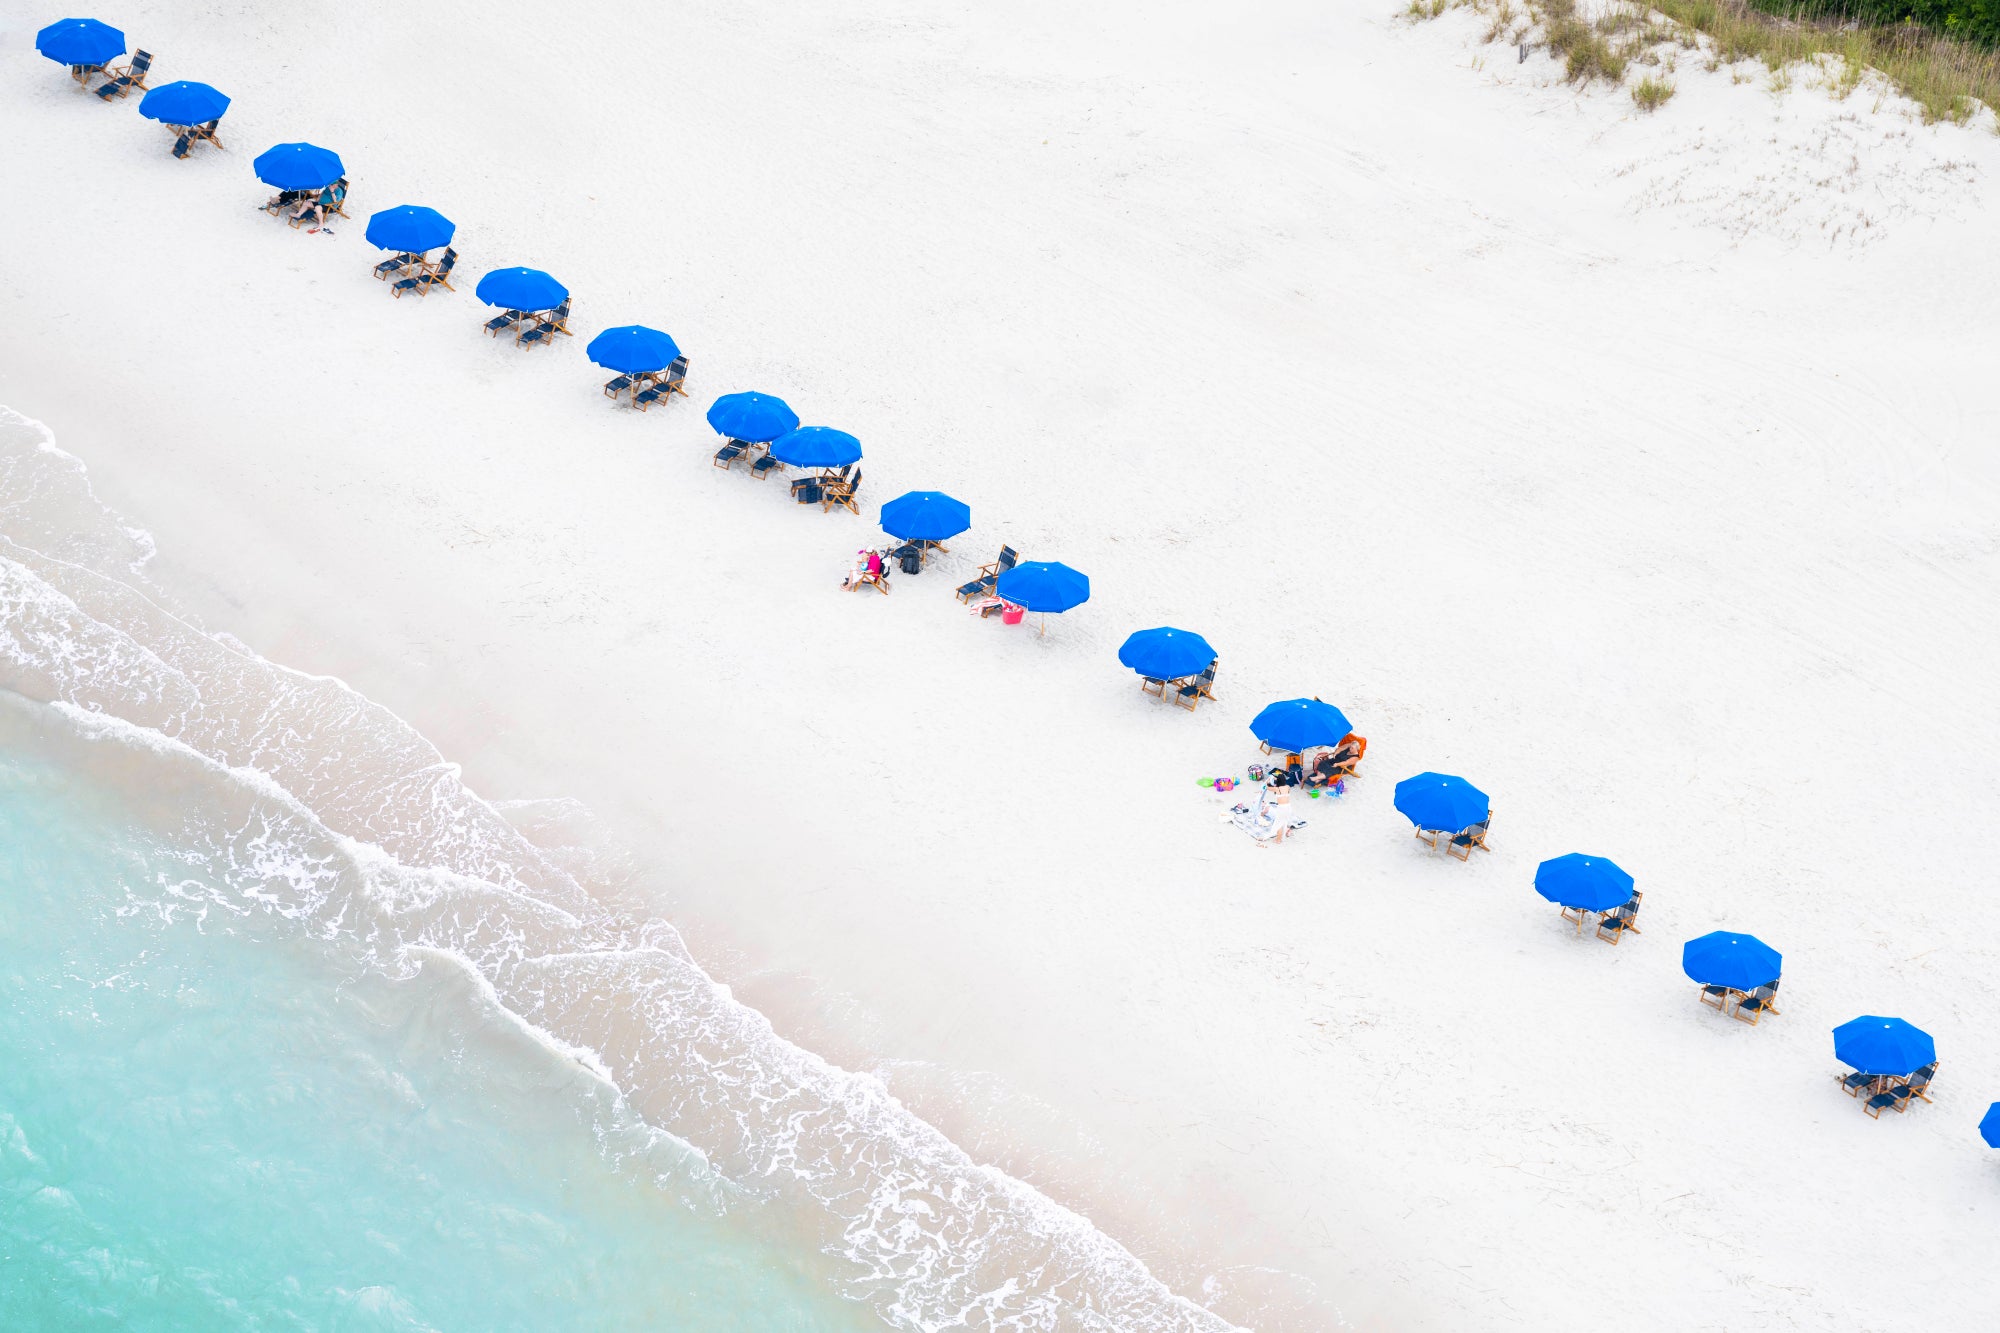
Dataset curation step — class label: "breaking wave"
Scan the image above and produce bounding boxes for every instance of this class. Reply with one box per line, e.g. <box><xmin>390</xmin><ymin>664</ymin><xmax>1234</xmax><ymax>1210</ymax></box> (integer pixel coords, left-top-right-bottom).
<box><xmin>0</xmin><ymin>405</ymin><xmax>1239</xmax><ymax>1333</ymax></box>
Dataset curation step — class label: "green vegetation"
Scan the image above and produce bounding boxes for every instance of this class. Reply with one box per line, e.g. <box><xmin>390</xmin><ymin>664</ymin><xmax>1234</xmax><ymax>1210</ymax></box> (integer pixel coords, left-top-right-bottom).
<box><xmin>1632</xmin><ymin>72</ymin><xmax>1680</xmax><ymax>107</ymax></box>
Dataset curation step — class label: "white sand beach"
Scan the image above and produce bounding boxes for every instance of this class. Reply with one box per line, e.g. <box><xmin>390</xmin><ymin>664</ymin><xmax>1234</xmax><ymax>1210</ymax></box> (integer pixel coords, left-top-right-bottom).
<box><xmin>6</xmin><ymin>0</ymin><xmax>2000</xmax><ymax>1326</ymax></box>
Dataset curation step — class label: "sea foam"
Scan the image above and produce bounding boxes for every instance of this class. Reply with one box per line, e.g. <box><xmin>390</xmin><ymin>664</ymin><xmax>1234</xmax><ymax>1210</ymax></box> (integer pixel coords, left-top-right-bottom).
<box><xmin>0</xmin><ymin>406</ymin><xmax>1240</xmax><ymax>1333</ymax></box>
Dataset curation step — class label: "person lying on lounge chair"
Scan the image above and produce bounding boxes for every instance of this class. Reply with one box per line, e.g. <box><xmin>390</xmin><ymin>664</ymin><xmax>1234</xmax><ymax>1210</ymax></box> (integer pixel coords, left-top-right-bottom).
<box><xmin>1304</xmin><ymin>739</ymin><xmax>1362</xmax><ymax>788</ymax></box>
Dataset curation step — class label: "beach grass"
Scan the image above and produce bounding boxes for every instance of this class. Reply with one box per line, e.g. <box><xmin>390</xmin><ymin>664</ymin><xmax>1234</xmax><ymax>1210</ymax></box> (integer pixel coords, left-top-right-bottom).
<box><xmin>1407</xmin><ymin>0</ymin><xmax>2000</xmax><ymax>126</ymax></box>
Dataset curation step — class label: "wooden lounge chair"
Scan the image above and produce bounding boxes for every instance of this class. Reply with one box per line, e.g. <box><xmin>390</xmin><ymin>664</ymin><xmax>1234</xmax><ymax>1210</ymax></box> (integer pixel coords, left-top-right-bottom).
<box><xmin>1594</xmin><ymin>889</ymin><xmax>1642</xmax><ymax>944</ymax></box>
<box><xmin>603</xmin><ymin>374</ymin><xmax>635</xmax><ymax>399</ymax></box>
<box><xmin>517</xmin><ymin>316</ymin><xmax>559</xmax><ymax>348</ymax></box>
<box><xmin>713</xmin><ymin>442</ymin><xmax>746</xmax><ymax>470</ymax></box>
<box><xmin>1699</xmin><ymin>984</ymin><xmax>1737</xmax><ymax>1013</ymax></box>
<box><xmin>1863</xmin><ymin>1081</ymin><xmax>1910</xmax><ymax>1118</ymax></box>
<box><xmin>188</xmin><ymin>120</ymin><xmax>222</xmax><ymax>153</ymax></box>
<box><xmin>956</xmin><ymin>546</ymin><xmax>1019</xmax><ymax>603</ymax></box>
<box><xmin>1175</xmin><ymin>659</ymin><xmax>1220</xmax><ymax>712</ymax></box>
<box><xmin>1838</xmin><ymin>1071</ymin><xmax>1880</xmax><ymax>1098</ymax></box>
<box><xmin>1446</xmin><ymin>815</ymin><xmax>1493</xmax><ymax>862</ymax></box>
<box><xmin>1141</xmin><ymin>675</ymin><xmax>1172</xmax><ymax>698</ymax></box>
<box><xmin>264</xmin><ymin>189</ymin><xmax>307</xmax><ymax>217</ymax></box>
<box><xmin>543</xmin><ymin>297</ymin><xmax>574</xmax><ymax>337</ymax></box>
<box><xmin>484</xmin><ymin>309</ymin><xmax>524</xmax><ymax>335</ymax></box>
<box><xmin>70</xmin><ymin>63</ymin><xmax>107</xmax><ymax>91</ymax></box>
<box><xmin>374</xmin><ymin>254</ymin><xmax>412</xmax><ymax>280</ymax></box>
<box><xmin>171</xmin><ymin>131</ymin><xmax>193</xmax><ymax>159</ymax></box>
<box><xmin>97</xmin><ymin>50</ymin><xmax>154</xmax><ymax>100</ymax></box>
<box><xmin>1732</xmin><ymin>980</ymin><xmax>1781</xmax><ymax>1025</ymax></box>
<box><xmin>750</xmin><ymin>453</ymin><xmax>784</xmax><ymax>480</ymax></box>
<box><xmin>826</xmin><ymin>468</ymin><xmax>863</xmax><ymax>514</ymax></box>
<box><xmin>1898</xmin><ymin>1061</ymin><xmax>1940</xmax><ymax>1107</ymax></box>
<box><xmin>423</xmin><ymin>248</ymin><xmax>458</xmax><ymax>292</ymax></box>
<box><xmin>1414</xmin><ymin>826</ymin><xmax>1443</xmax><ymax>850</ymax></box>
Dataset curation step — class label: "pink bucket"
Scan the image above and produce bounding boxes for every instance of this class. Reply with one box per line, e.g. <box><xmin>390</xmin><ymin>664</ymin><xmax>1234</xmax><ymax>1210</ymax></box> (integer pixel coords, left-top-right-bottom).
<box><xmin>1001</xmin><ymin>605</ymin><xmax>1025</xmax><ymax>626</ymax></box>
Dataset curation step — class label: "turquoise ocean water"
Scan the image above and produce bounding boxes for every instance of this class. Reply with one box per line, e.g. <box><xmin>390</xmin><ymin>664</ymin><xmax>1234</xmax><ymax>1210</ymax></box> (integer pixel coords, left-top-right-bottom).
<box><xmin>0</xmin><ymin>726</ymin><xmax>876</xmax><ymax>1331</ymax></box>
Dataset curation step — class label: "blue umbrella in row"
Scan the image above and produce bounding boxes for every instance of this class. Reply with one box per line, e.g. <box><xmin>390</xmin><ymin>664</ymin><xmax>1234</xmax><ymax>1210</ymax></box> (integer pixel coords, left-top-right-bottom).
<box><xmin>253</xmin><ymin>142</ymin><xmax>344</xmax><ymax>191</ymax></box>
<box><xmin>997</xmin><ymin>561</ymin><xmax>1089</xmax><ymax>613</ymax></box>
<box><xmin>36</xmin><ymin>17</ymin><xmax>124</xmax><ymax>67</ymax></box>
<box><xmin>365</xmin><ymin>205</ymin><xmax>456</xmax><ymax>255</ymax></box>
<box><xmin>586</xmin><ymin>325</ymin><xmax>680</xmax><ymax>375</ymax></box>
<box><xmin>706</xmin><ymin>392</ymin><xmax>798</xmax><ymax>444</ymax></box>
<box><xmin>880</xmin><ymin>491</ymin><xmax>971</xmax><ymax>544</ymax></box>
<box><xmin>1833</xmin><ymin>1016</ymin><xmax>1935</xmax><ymax>1078</ymax></box>
<box><xmin>1534</xmin><ymin>854</ymin><xmax>1633</xmax><ymax>913</ymax></box>
<box><xmin>475</xmin><ymin>267</ymin><xmax>567</xmax><ymax>313</ymax></box>
<box><xmin>1251</xmin><ymin>698</ymin><xmax>1352</xmax><ymax>755</ymax></box>
<box><xmin>1394</xmin><ymin>772</ymin><xmax>1488</xmax><ymax>833</ymax></box>
<box><xmin>1981</xmin><ymin>1103</ymin><xmax>2000</xmax><ymax>1150</ymax></box>
<box><xmin>1118</xmin><ymin>627</ymin><xmax>1215</xmax><ymax>683</ymax></box>
<box><xmin>139</xmin><ymin>80</ymin><xmax>230</xmax><ymax>126</ymax></box>
<box><xmin>770</xmin><ymin>427</ymin><xmax>861</xmax><ymax>469</ymax></box>
<box><xmin>1681</xmin><ymin>931</ymin><xmax>1781</xmax><ymax>992</ymax></box>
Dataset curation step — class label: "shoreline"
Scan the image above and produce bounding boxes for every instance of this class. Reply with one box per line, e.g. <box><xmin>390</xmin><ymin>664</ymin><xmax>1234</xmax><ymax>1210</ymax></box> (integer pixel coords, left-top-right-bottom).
<box><xmin>9</xmin><ymin>0</ymin><xmax>2000</xmax><ymax>1327</ymax></box>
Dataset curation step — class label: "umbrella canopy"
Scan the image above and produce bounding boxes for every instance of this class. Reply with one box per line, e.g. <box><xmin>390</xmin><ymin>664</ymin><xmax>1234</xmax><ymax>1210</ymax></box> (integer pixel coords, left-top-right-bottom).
<box><xmin>705</xmin><ymin>392</ymin><xmax>799</xmax><ymax>443</ymax></box>
<box><xmin>253</xmin><ymin>142</ymin><xmax>344</xmax><ymax>191</ymax></box>
<box><xmin>474</xmin><ymin>267</ymin><xmax>568</xmax><ymax>312</ymax></box>
<box><xmin>586</xmin><ymin>325</ymin><xmax>681</xmax><ymax>374</ymax></box>
<box><xmin>1681</xmin><ymin>931</ymin><xmax>1781</xmax><ymax>992</ymax></box>
<box><xmin>880</xmin><ymin>491</ymin><xmax>971</xmax><ymax>543</ymax></box>
<box><xmin>1533</xmin><ymin>854</ymin><xmax>1635</xmax><ymax>912</ymax></box>
<box><xmin>1981</xmin><ymin>1103</ymin><xmax>2000</xmax><ymax>1150</ymax></box>
<box><xmin>769</xmin><ymin>427</ymin><xmax>862</xmax><ymax>469</ymax></box>
<box><xmin>138</xmin><ymin>80</ymin><xmax>231</xmax><ymax>125</ymax></box>
<box><xmin>996</xmin><ymin>561</ymin><xmax>1090</xmax><ymax>614</ymax></box>
<box><xmin>364</xmin><ymin>205</ymin><xmax>455</xmax><ymax>254</ymax></box>
<box><xmin>1249</xmin><ymin>698</ymin><xmax>1352</xmax><ymax>753</ymax></box>
<box><xmin>1118</xmin><ymin>627</ymin><xmax>1216</xmax><ymax>682</ymax></box>
<box><xmin>1393</xmin><ymin>772</ymin><xmax>1490</xmax><ymax>832</ymax></box>
<box><xmin>36</xmin><ymin>17</ymin><xmax>124</xmax><ymax>66</ymax></box>
<box><xmin>1833</xmin><ymin>1016</ymin><xmax>1936</xmax><ymax>1078</ymax></box>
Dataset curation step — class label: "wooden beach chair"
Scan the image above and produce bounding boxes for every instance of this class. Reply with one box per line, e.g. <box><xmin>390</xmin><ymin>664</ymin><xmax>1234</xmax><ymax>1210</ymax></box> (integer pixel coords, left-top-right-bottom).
<box><xmin>826</xmin><ymin>468</ymin><xmax>863</xmax><ymax>514</ymax></box>
<box><xmin>1446</xmin><ymin>815</ymin><xmax>1493</xmax><ymax>862</ymax></box>
<box><xmin>190</xmin><ymin>120</ymin><xmax>223</xmax><ymax>152</ymax></box>
<box><xmin>1414</xmin><ymin>826</ymin><xmax>1442</xmax><ymax>850</ymax></box>
<box><xmin>423</xmin><ymin>248</ymin><xmax>458</xmax><ymax>292</ymax></box>
<box><xmin>1594</xmin><ymin>889</ymin><xmax>1642</xmax><ymax>944</ymax></box>
<box><xmin>374</xmin><ymin>254</ymin><xmax>412</xmax><ymax>280</ymax></box>
<box><xmin>791</xmin><ymin>479</ymin><xmax>823</xmax><ymax>506</ymax></box>
<box><xmin>603</xmin><ymin>374</ymin><xmax>634</xmax><ymax>399</ymax></box>
<box><xmin>956</xmin><ymin>546</ymin><xmax>1018</xmax><ymax>603</ymax></box>
<box><xmin>1838</xmin><ymin>1071</ymin><xmax>1880</xmax><ymax>1099</ymax></box>
<box><xmin>749</xmin><ymin>452</ymin><xmax>784</xmax><ymax>480</ymax></box>
<box><xmin>1899</xmin><ymin>1061</ymin><xmax>1940</xmax><ymax>1107</ymax></box>
<box><xmin>1699</xmin><ymin>984</ymin><xmax>1737</xmax><ymax>1013</ymax></box>
<box><xmin>1732</xmin><ymin>980</ymin><xmax>1780</xmax><ymax>1026</ymax></box>
<box><xmin>1863</xmin><ymin>1078</ymin><xmax>1913</xmax><ymax>1119</ymax></box>
<box><xmin>1175</xmin><ymin>659</ymin><xmax>1220</xmax><ymax>712</ymax></box>
<box><xmin>171</xmin><ymin>131</ymin><xmax>194</xmax><ymax>159</ymax></box>
<box><xmin>97</xmin><ymin>50</ymin><xmax>153</xmax><ymax>100</ymax></box>
<box><xmin>484</xmin><ymin>309</ymin><xmax>525</xmax><ymax>335</ymax></box>
<box><xmin>713</xmin><ymin>442</ymin><xmax>747</xmax><ymax>470</ymax></box>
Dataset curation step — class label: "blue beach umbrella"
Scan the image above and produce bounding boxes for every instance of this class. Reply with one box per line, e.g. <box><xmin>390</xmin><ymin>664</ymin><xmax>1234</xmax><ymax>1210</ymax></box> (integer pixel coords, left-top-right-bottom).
<box><xmin>365</xmin><ymin>205</ymin><xmax>455</xmax><ymax>255</ymax></box>
<box><xmin>475</xmin><ymin>267</ymin><xmax>568</xmax><ymax>312</ymax></box>
<box><xmin>997</xmin><ymin>561</ymin><xmax>1090</xmax><ymax>614</ymax></box>
<box><xmin>1119</xmin><ymin>628</ymin><xmax>1217</xmax><ymax>683</ymax></box>
<box><xmin>1833</xmin><ymin>1016</ymin><xmax>1936</xmax><ymax>1078</ymax></box>
<box><xmin>1250</xmin><ymin>698</ymin><xmax>1353</xmax><ymax>754</ymax></box>
<box><xmin>1393</xmin><ymin>772</ymin><xmax>1489</xmax><ymax>833</ymax></box>
<box><xmin>138</xmin><ymin>81</ymin><xmax>231</xmax><ymax>125</ymax></box>
<box><xmin>1534</xmin><ymin>854</ymin><xmax>1635</xmax><ymax>912</ymax></box>
<box><xmin>769</xmin><ymin>427</ymin><xmax>862</xmax><ymax>469</ymax></box>
<box><xmin>253</xmin><ymin>142</ymin><xmax>345</xmax><ymax>191</ymax></box>
<box><xmin>586</xmin><ymin>326</ymin><xmax>681</xmax><ymax>375</ymax></box>
<box><xmin>1981</xmin><ymin>1103</ymin><xmax>2000</xmax><ymax>1150</ymax></box>
<box><xmin>1681</xmin><ymin>931</ymin><xmax>1782</xmax><ymax>992</ymax></box>
<box><xmin>36</xmin><ymin>17</ymin><xmax>124</xmax><ymax>67</ymax></box>
<box><xmin>706</xmin><ymin>392</ymin><xmax>799</xmax><ymax>444</ymax></box>
<box><xmin>880</xmin><ymin>492</ymin><xmax>971</xmax><ymax>544</ymax></box>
